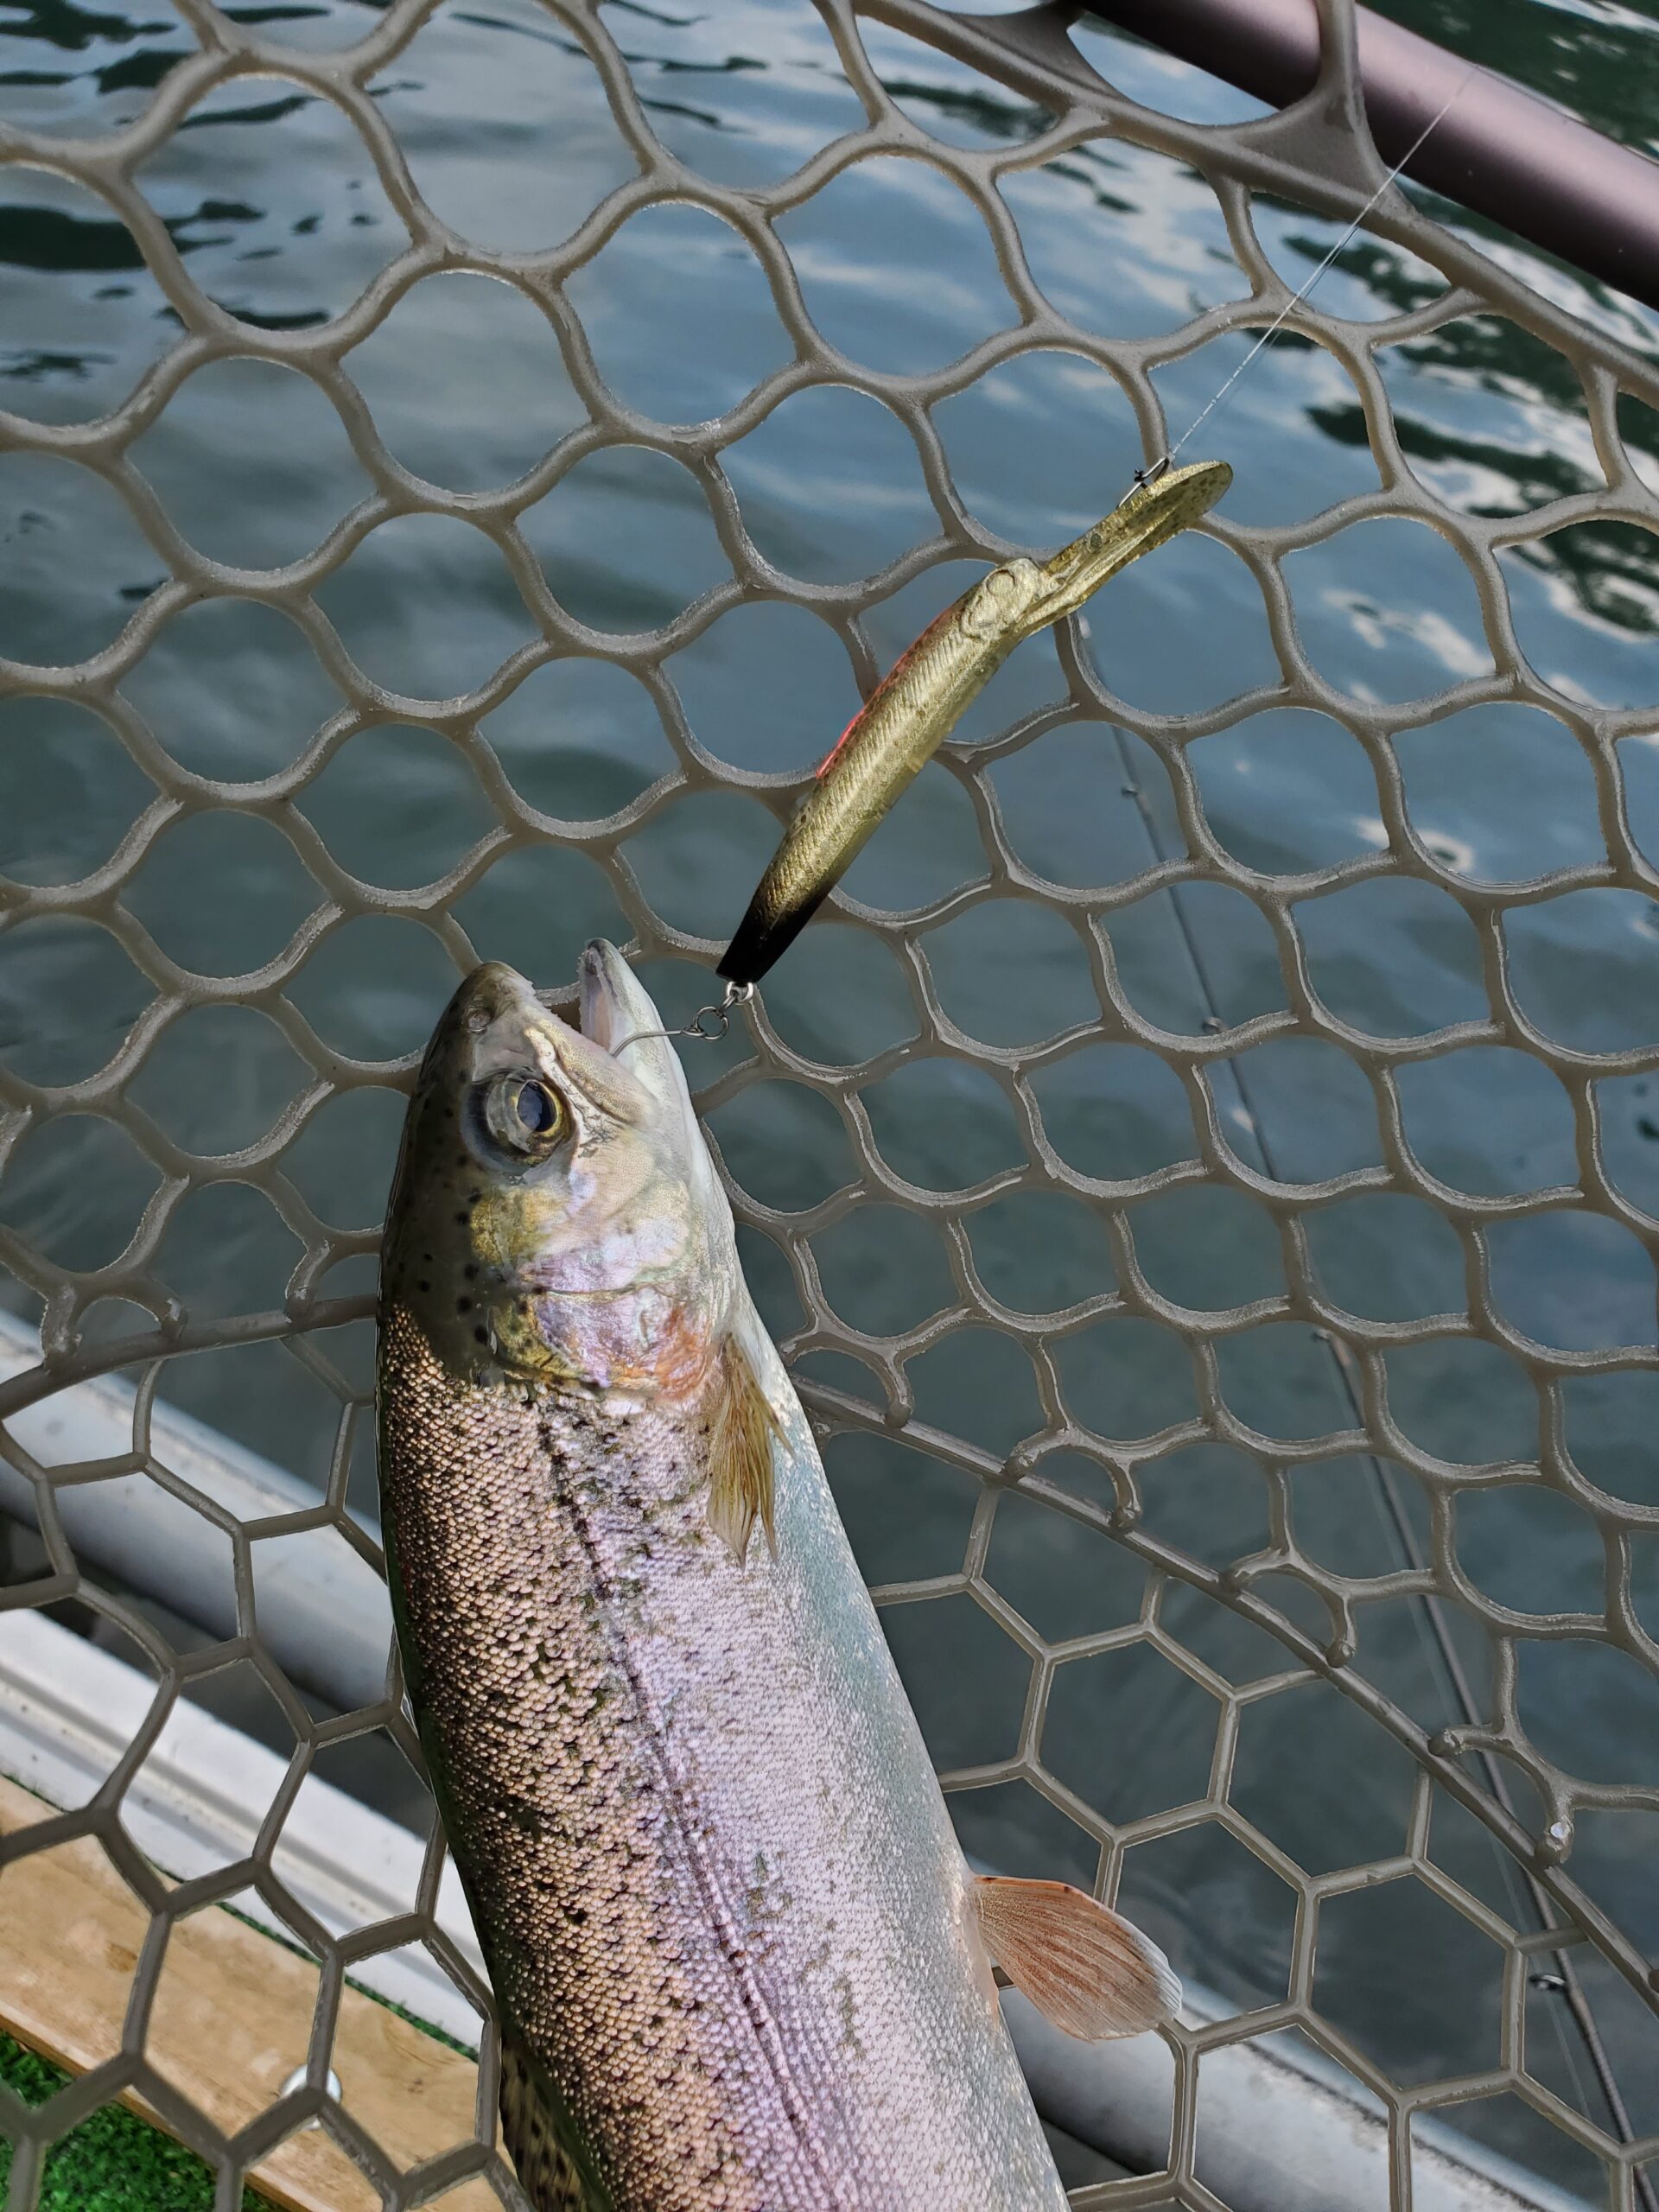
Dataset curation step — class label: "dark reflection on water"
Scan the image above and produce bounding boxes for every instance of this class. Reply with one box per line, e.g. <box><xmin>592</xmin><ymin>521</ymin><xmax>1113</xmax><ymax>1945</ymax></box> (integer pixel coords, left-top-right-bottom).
<box><xmin>2</xmin><ymin>0</ymin><xmax>1658</xmax><ymax>2188</ymax></box>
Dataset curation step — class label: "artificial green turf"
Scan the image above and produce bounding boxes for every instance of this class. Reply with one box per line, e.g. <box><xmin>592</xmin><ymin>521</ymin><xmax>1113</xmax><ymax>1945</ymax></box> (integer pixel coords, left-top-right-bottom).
<box><xmin>0</xmin><ymin>2031</ymin><xmax>266</xmax><ymax>2212</ymax></box>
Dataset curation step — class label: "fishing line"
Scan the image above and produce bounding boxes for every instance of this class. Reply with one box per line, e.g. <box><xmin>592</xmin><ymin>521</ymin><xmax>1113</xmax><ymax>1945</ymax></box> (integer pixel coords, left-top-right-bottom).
<box><xmin>681</xmin><ymin>67</ymin><xmax>1486</xmax><ymax>1026</ymax></box>
<box><xmin>1128</xmin><ymin>55</ymin><xmax>1486</xmax><ymax>496</ymax></box>
<box><xmin>1107</xmin><ymin>55</ymin><xmax>1659</xmax><ymax>2189</ymax></box>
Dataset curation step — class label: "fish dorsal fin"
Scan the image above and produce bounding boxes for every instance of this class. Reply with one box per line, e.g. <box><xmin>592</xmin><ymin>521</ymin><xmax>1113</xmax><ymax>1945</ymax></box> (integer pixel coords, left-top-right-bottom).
<box><xmin>973</xmin><ymin>1875</ymin><xmax>1181</xmax><ymax>2041</ymax></box>
<box><xmin>499</xmin><ymin>2027</ymin><xmax>612</xmax><ymax>2210</ymax></box>
<box><xmin>705</xmin><ymin>1327</ymin><xmax>785</xmax><ymax>1563</ymax></box>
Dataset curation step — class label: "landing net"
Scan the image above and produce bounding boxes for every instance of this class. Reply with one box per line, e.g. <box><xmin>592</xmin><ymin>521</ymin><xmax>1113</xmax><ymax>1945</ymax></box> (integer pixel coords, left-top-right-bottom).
<box><xmin>1</xmin><ymin>0</ymin><xmax>1657</xmax><ymax>2203</ymax></box>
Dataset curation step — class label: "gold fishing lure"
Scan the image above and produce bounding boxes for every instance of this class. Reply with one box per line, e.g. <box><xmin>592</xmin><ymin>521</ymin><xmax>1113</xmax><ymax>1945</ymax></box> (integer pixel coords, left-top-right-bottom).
<box><xmin>718</xmin><ymin>458</ymin><xmax>1231</xmax><ymax>989</ymax></box>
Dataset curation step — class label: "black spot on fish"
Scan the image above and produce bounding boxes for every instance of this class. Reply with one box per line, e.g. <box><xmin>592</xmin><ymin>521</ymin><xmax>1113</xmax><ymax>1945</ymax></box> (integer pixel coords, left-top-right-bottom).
<box><xmin>465</xmin><ymin>1263</ymin><xmax>479</xmax><ymax>1280</ymax></box>
<box><xmin>454</xmin><ymin>1212</ymin><xmax>468</xmax><ymax>1225</ymax></box>
<box><xmin>417</xmin><ymin>1279</ymin><xmax>430</xmax><ymax>1293</ymax></box>
<box><xmin>457</xmin><ymin>1297</ymin><xmax>472</xmax><ymax>1314</ymax></box>
<box><xmin>474</xmin><ymin>1326</ymin><xmax>489</xmax><ymax>1344</ymax></box>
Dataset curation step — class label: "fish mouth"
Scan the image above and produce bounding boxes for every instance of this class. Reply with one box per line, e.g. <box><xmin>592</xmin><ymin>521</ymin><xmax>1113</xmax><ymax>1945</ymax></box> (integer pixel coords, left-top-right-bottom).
<box><xmin>577</xmin><ymin>938</ymin><xmax>653</xmax><ymax>1056</ymax></box>
<box><xmin>572</xmin><ymin>940</ymin><xmax>702</xmax><ymax>1159</ymax></box>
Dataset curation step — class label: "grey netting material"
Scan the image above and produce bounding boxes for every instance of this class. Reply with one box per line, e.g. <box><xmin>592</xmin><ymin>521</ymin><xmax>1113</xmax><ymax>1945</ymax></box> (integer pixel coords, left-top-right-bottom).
<box><xmin>1</xmin><ymin>0</ymin><xmax>1658</xmax><ymax>2203</ymax></box>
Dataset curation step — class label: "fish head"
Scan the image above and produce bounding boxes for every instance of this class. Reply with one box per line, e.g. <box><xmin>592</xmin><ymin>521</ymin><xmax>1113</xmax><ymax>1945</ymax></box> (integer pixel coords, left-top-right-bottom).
<box><xmin>380</xmin><ymin>944</ymin><xmax>738</xmax><ymax>1398</ymax></box>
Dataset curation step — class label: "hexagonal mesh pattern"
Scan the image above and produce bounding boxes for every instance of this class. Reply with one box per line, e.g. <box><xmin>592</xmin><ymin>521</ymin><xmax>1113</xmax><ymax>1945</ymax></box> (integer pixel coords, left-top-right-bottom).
<box><xmin>1</xmin><ymin>0</ymin><xmax>1657</xmax><ymax>2203</ymax></box>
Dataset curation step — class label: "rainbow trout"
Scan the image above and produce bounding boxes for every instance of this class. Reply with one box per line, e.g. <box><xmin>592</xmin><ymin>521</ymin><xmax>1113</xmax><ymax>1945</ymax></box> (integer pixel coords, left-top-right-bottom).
<box><xmin>377</xmin><ymin>943</ymin><xmax>1178</xmax><ymax>2209</ymax></box>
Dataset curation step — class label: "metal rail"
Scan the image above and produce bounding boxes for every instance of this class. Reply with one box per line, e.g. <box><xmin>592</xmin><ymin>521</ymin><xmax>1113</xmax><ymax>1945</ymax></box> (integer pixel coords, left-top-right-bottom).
<box><xmin>0</xmin><ymin>1313</ymin><xmax>392</xmax><ymax>1717</ymax></box>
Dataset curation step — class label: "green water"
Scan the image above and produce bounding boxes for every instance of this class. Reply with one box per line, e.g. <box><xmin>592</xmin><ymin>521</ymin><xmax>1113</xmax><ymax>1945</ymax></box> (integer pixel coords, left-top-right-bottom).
<box><xmin>1</xmin><ymin>0</ymin><xmax>1657</xmax><ymax>2196</ymax></box>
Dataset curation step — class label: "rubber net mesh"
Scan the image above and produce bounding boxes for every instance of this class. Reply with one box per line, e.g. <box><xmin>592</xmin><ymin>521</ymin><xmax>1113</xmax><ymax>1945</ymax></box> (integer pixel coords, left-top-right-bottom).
<box><xmin>1</xmin><ymin>0</ymin><xmax>1658</xmax><ymax>2203</ymax></box>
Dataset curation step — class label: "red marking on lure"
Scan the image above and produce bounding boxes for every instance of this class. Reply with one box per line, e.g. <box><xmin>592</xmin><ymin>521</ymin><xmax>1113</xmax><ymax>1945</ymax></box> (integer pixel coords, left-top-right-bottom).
<box><xmin>816</xmin><ymin>709</ymin><xmax>865</xmax><ymax>780</ymax></box>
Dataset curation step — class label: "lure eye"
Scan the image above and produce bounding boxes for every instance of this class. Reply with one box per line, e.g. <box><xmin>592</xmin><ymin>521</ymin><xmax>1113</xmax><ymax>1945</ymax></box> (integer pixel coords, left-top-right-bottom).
<box><xmin>483</xmin><ymin>1072</ymin><xmax>569</xmax><ymax>1157</ymax></box>
<box><xmin>960</xmin><ymin>560</ymin><xmax>1036</xmax><ymax>640</ymax></box>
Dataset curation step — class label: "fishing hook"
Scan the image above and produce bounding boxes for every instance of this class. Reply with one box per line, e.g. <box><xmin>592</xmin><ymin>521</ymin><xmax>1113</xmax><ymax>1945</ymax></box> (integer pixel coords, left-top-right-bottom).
<box><xmin>613</xmin><ymin>978</ymin><xmax>755</xmax><ymax>1054</ymax></box>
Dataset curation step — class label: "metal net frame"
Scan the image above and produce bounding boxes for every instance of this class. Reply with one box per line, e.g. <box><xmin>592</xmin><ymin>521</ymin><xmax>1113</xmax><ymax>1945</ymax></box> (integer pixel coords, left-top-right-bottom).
<box><xmin>1</xmin><ymin>0</ymin><xmax>1657</xmax><ymax>2203</ymax></box>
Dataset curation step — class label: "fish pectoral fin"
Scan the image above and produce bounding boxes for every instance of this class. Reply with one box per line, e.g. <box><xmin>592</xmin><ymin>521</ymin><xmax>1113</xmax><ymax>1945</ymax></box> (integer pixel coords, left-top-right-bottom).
<box><xmin>705</xmin><ymin>1328</ymin><xmax>784</xmax><ymax>1563</ymax></box>
<box><xmin>973</xmin><ymin>1875</ymin><xmax>1181</xmax><ymax>2041</ymax></box>
<box><xmin>499</xmin><ymin>2026</ymin><xmax>612</xmax><ymax>2211</ymax></box>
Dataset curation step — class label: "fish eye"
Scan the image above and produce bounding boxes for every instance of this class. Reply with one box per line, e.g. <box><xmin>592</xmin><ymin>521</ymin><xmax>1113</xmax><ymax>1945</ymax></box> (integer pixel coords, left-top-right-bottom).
<box><xmin>515</xmin><ymin>1080</ymin><xmax>557</xmax><ymax>1134</ymax></box>
<box><xmin>483</xmin><ymin>1071</ymin><xmax>569</xmax><ymax>1156</ymax></box>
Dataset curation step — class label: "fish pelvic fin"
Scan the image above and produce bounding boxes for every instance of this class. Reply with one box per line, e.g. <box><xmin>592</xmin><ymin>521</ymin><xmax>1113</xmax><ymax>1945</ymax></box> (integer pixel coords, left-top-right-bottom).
<box><xmin>499</xmin><ymin>2026</ymin><xmax>613</xmax><ymax>2212</ymax></box>
<box><xmin>973</xmin><ymin>1874</ymin><xmax>1181</xmax><ymax>2041</ymax></box>
<box><xmin>705</xmin><ymin>1327</ymin><xmax>785</xmax><ymax>1563</ymax></box>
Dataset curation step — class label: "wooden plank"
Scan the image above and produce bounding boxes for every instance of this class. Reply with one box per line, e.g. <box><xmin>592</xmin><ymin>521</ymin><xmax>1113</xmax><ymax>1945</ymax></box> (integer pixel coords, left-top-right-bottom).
<box><xmin>0</xmin><ymin>1774</ymin><xmax>505</xmax><ymax>2212</ymax></box>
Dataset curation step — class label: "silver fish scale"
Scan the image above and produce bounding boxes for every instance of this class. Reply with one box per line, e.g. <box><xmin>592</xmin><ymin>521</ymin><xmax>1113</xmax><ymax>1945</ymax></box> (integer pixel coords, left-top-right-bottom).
<box><xmin>0</xmin><ymin>0</ymin><xmax>1656</xmax><ymax>2204</ymax></box>
<box><xmin>378</xmin><ymin>1303</ymin><xmax>1067</xmax><ymax>2209</ymax></box>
